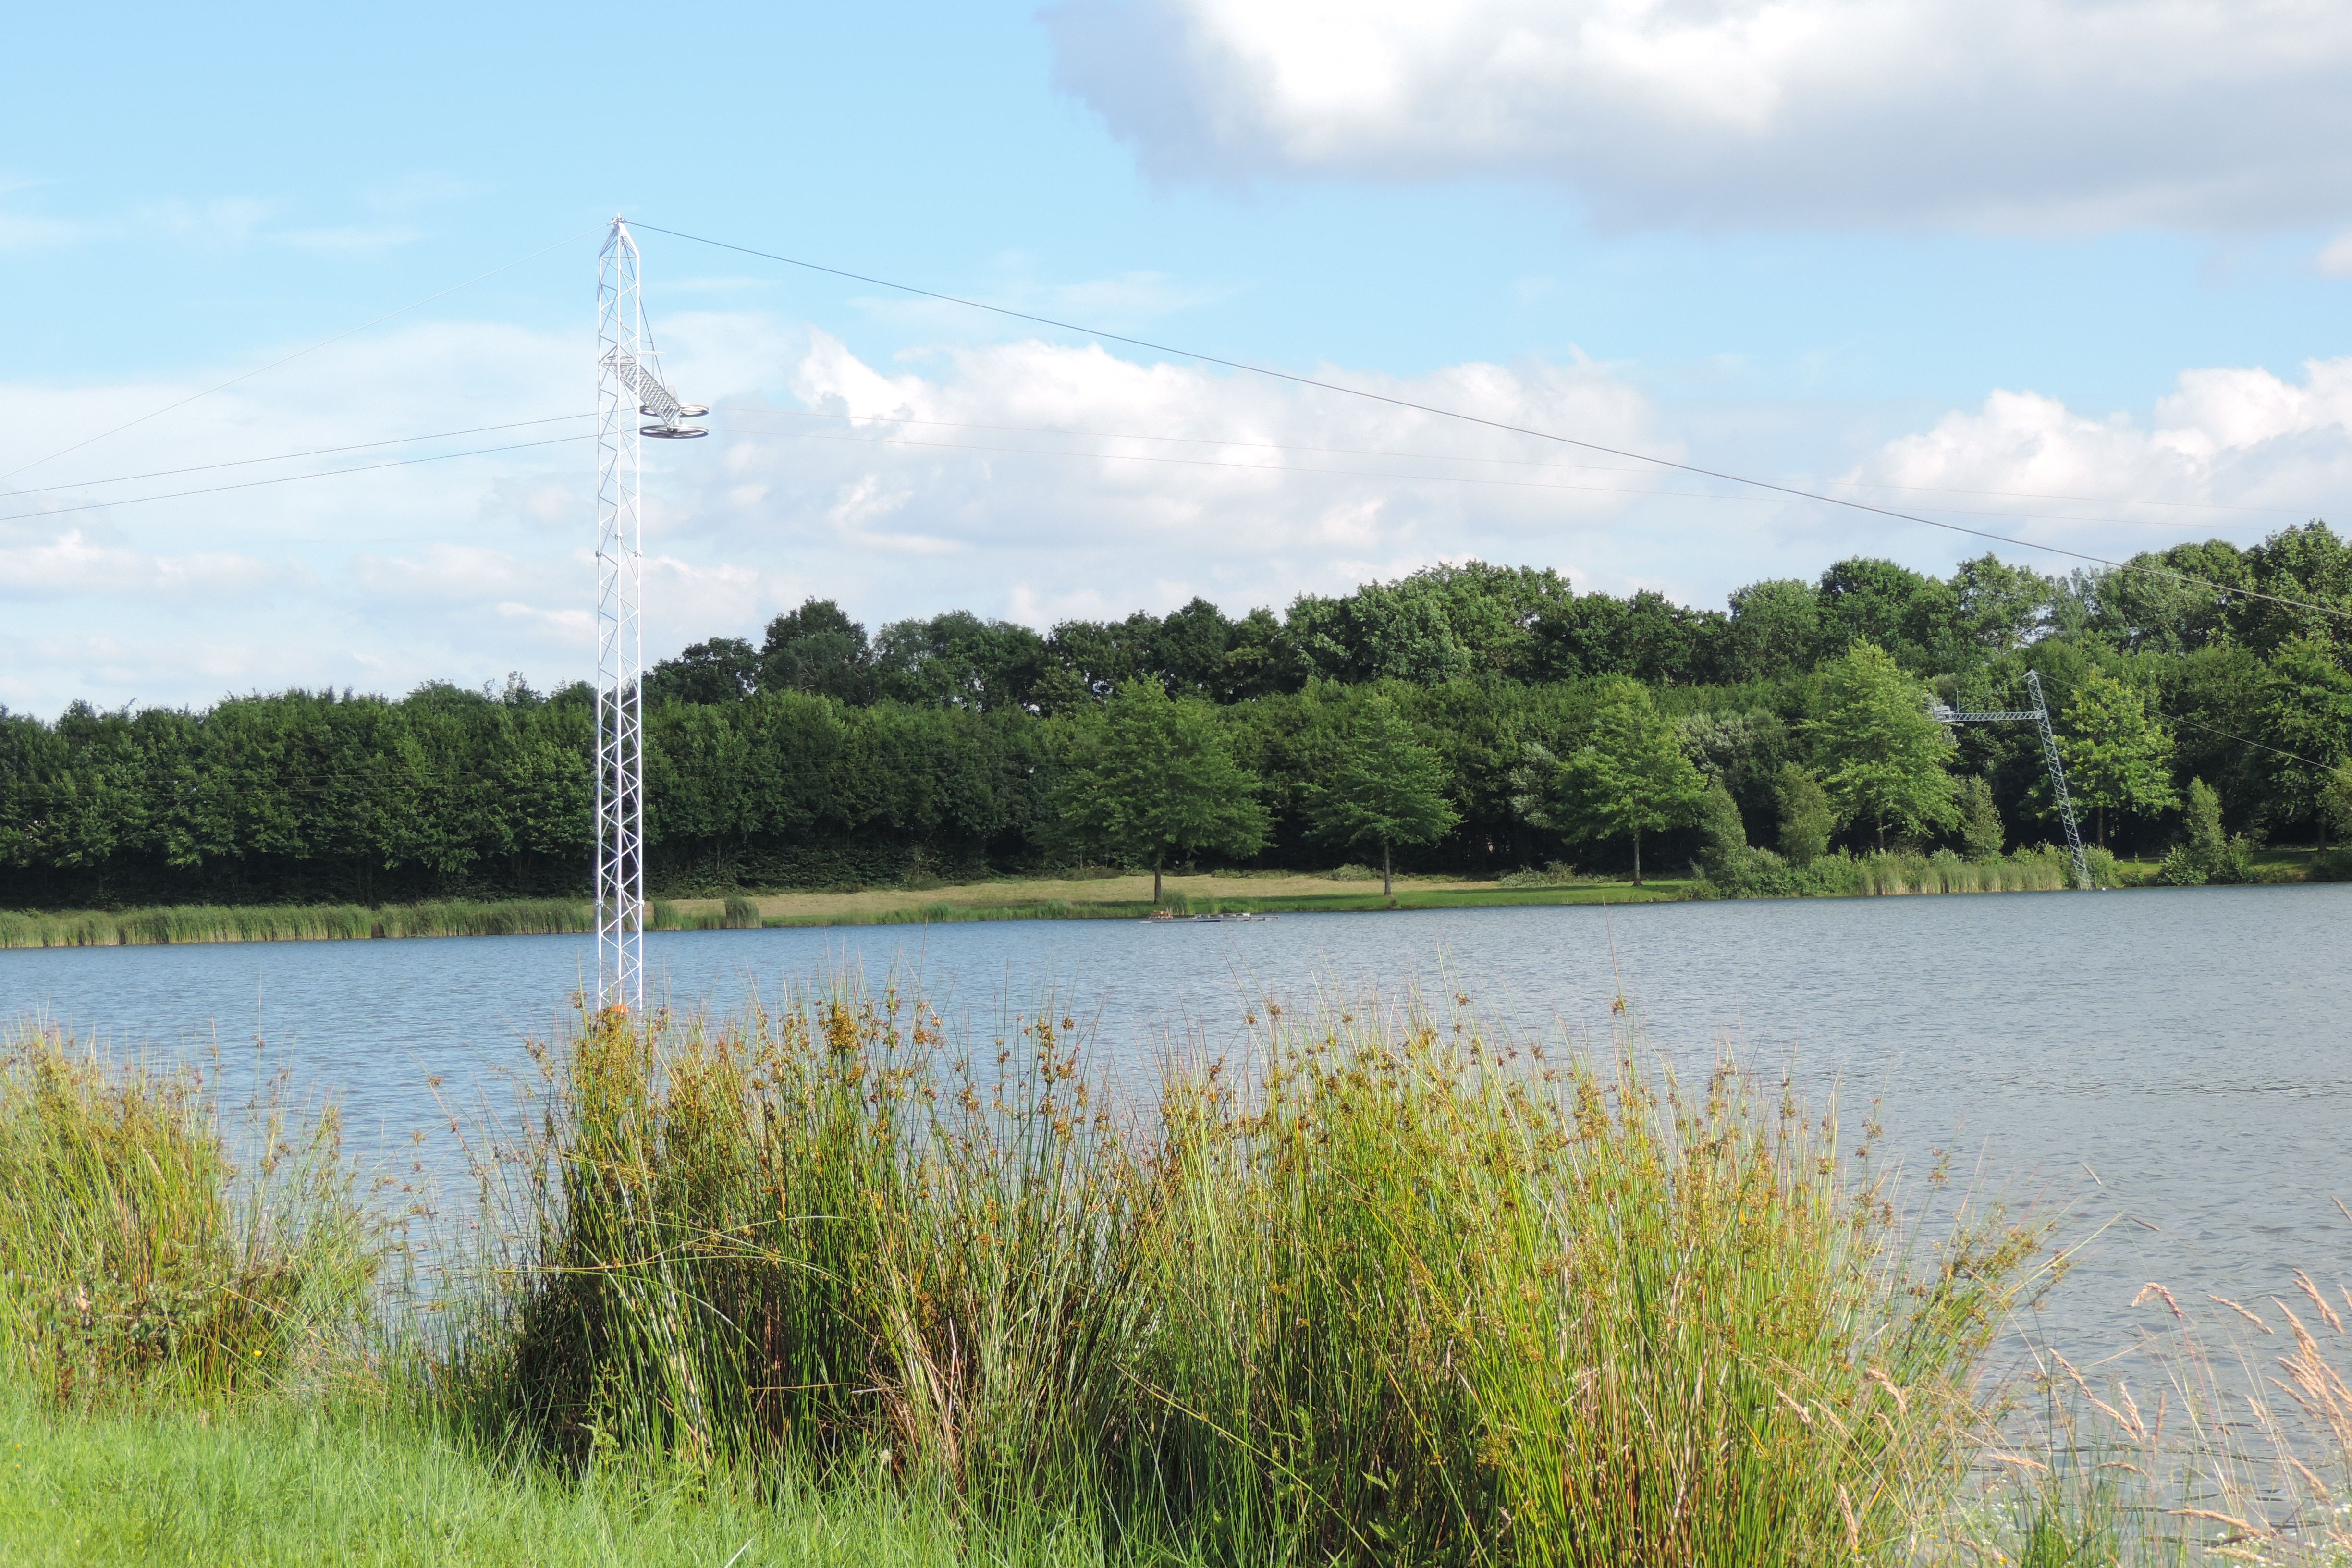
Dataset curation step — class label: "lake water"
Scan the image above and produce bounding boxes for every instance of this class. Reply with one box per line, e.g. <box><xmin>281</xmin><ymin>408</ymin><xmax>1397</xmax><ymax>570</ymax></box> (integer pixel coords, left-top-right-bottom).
<box><xmin>5</xmin><ymin>885</ymin><xmax>2348</xmax><ymax>1365</ymax></box>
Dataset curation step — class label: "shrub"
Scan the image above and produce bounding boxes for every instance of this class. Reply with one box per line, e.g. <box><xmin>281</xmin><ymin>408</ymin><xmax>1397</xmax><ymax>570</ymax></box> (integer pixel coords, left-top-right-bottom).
<box><xmin>1776</xmin><ymin>764</ymin><xmax>1834</xmax><ymax>868</ymax></box>
<box><xmin>2158</xmin><ymin>779</ymin><xmax>2257</xmax><ymax>886</ymax></box>
<box><xmin>1955</xmin><ymin>775</ymin><xmax>2006</xmax><ymax>862</ymax></box>
<box><xmin>1693</xmin><ymin>779</ymin><xmax>1748</xmax><ymax>880</ymax></box>
<box><xmin>719</xmin><ymin>894</ymin><xmax>762</xmax><ymax>929</ymax></box>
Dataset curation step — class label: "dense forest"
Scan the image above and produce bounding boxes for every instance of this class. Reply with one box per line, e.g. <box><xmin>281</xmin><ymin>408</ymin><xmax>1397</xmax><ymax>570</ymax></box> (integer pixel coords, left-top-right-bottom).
<box><xmin>5</xmin><ymin>524</ymin><xmax>2350</xmax><ymax>907</ymax></box>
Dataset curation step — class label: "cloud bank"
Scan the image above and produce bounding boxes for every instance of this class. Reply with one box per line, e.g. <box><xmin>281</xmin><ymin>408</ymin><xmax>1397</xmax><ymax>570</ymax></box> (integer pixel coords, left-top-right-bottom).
<box><xmin>6</xmin><ymin>308</ymin><xmax>2350</xmax><ymax>715</ymax></box>
<box><xmin>1045</xmin><ymin>0</ymin><xmax>2352</xmax><ymax>232</ymax></box>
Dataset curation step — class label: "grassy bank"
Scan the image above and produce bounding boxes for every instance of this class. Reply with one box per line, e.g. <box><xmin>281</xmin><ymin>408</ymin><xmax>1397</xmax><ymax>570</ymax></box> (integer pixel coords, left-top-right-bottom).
<box><xmin>0</xmin><ymin>1393</ymin><xmax>1079</xmax><ymax>1567</ymax></box>
<box><xmin>0</xmin><ymin>898</ymin><xmax>598</xmax><ymax>950</ymax></box>
<box><xmin>10</xmin><ymin>843</ymin><xmax>2341</xmax><ymax>949</ymax></box>
<box><xmin>0</xmin><ymin>897</ymin><xmax>765</xmax><ymax>950</ymax></box>
<box><xmin>5</xmin><ymin>992</ymin><xmax>2350</xmax><ymax>1564</ymax></box>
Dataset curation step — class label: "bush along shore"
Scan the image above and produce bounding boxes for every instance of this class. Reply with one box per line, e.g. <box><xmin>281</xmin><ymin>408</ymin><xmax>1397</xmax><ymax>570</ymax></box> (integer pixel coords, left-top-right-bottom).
<box><xmin>6</xmin><ymin>986</ymin><xmax>2350</xmax><ymax>1565</ymax></box>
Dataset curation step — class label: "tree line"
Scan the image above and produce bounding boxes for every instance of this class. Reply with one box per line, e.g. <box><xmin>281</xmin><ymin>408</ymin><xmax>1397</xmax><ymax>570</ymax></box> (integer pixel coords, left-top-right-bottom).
<box><xmin>4</xmin><ymin>525</ymin><xmax>2349</xmax><ymax>907</ymax></box>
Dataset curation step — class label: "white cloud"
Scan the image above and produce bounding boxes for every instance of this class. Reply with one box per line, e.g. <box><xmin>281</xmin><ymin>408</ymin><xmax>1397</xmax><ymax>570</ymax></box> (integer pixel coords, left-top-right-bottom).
<box><xmin>0</xmin><ymin>526</ymin><xmax>281</xmax><ymax>599</ymax></box>
<box><xmin>657</xmin><ymin>327</ymin><xmax>1673</xmax><ymax>619</ymax></box>
<box><xmin>12</xmin><ymin>293</ymin><xmax>2347</xmax><ymax>717</ymax></box>
<box><xmin>1847</xmin><ymin>358</ymin><xmax>2352</xmax><ymax>564</ymax></box>
<box><xmin>1044</xmin><ymin>0</ymin><xmax>2352</xmax><ymax>232</ymax></box>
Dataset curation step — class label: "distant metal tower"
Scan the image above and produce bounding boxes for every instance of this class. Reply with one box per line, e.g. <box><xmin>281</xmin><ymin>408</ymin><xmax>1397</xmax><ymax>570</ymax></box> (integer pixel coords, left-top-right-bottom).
<box><xmin>1933</xmin><ymin>668</ymin><xmax>2092</xmax><ymax>891</ymax></box>
<box><xmin>595</xmin><ymin>218</ymin><xmax>705</xmax><ymax>1010</ymax></box>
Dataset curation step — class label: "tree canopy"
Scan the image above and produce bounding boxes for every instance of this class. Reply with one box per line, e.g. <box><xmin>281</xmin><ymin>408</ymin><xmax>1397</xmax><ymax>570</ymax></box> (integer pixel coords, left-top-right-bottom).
<box><xmin>1048</xmin><ymin>681</ymin><xmax>1269</xmax><ymax>902</ymax></box>
<box><xmin>11</xmin><ymin>520</ymin><xmax>2352</xmax><ymax>906</ymax></box>
<box><xmin>1808</xmin><ymin>641</ymin><xmax>1959</xmax><ymax>851</ymax></box>
<box><xmin>1512</xmin><ymin>678</ymin><xmax>1705</xmax><ymax>883</ymax></box>
<box><xmin>1301</xmin><ymin>695</ymin><xmax>1459</xmax><ymax>896</ymax></box>
<box><xmin>2058</xmin><ymin>669</ymin><xmax>2178</xmax><ymax>845</ymax></box>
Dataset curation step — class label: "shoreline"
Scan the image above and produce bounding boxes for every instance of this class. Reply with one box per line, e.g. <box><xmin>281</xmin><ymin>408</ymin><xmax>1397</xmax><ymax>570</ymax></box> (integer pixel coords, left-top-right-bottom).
<box><xmin>7</xmin><ymin>853</ymin><xmax>2334</xmax><ymax>949</ymax></box>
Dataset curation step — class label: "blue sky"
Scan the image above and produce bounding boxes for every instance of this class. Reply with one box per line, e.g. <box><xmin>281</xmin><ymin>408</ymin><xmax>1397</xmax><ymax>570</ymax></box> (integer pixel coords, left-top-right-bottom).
<box><xmin>7</xmin><ymin>0</ymin><xmax>2352</xmax><ymax>713</ymax></box>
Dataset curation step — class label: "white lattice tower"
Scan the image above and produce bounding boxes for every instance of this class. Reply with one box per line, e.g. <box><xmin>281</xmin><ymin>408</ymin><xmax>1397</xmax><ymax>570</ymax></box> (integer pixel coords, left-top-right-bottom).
<box><xmin>594</xmin><ymin>219</ymin><xmax>646</xmax><ymax>1009</ymax></box>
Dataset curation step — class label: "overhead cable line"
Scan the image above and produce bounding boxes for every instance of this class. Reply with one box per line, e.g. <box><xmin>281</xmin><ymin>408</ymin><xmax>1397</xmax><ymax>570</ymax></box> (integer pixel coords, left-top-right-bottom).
<box><xmin>0</xmin><ymin>222</ymin><xmax>604</xmax><ymax>485</ymax></box>
<box><xmin>635</xmin><ymin>220</ymin><xmax>2352</xmax><ymax>626</ymax></box>
<box><xmin>7</xmin><ymin>415</ymin><xmax>594</xmax><ymax>495</ymax></box>
<box><xmin>2163</xmin><ymin>712</ymin><xmax>2338</xmax><ymax>771</ymax></box>
<box><xmin>0</xmin><ymin>435</ymin><xmax>594</xmax><ymax>522</ymax></box>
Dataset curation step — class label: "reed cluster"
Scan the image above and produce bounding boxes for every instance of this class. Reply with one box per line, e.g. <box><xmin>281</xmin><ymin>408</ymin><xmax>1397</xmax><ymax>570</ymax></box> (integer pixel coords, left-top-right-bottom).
<box><xmin>0</xmin><ymin>898</ymin><xmax>601</xmax><ymax>948</ymax></box>
<box><xmin>1702</xmin><ymin>844</ymin><xmax>2123</xmax><ymax>899</ymax></box>
<box><xmin>428</xmin><ymin>987</ymin><xmax>2049</xmax><ymax>1565</ymax></box>
<box><xmin>0</xmin><ymin>1028</ymin><xmax>376</xmax><ymax>1403</ymax></box>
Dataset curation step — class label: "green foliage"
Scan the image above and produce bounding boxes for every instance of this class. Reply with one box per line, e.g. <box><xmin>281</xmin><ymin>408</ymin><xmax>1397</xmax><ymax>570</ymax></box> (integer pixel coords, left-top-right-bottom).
<box><xmin>2159</xmin><ymin>778</ymin><xmax>2258</xmax><ymax>886</ymax></box>
<box><xmin>1300</xmin><ymin>695</ymin><xmax>1459</xmax><ymax>894</ymax></box>
<box><xmin>874</xmin><ymin>611</ymin><xmax>1050</xmax><ymax>710</ymax></box>
<box><xmin>1693</xmin><ymin>779</ymin><xmax>1747</xmax><ymax>878</ymax></box>
<box><xmin>1956</xmin><ymin>775</ymin><xmax>2007</xmax><ymax>861</ymax></box>
<box><xmin>2059</xmin><ymin>670</ymin><xmax>2178</xmax><ymax>845</ymax></box>
<box><xmin>0</xmin><ymin>1030</ymin><xmax>375</xmax><ymax>1401</ymax></box>
<box><xmin>431</xmin><ymin>987</ymin><xmax>2047</xmax><ymax>1567</ymax></box>
<box><xmin>642</xmin><ymin>637</ymin><xmax>759</xmax><ymax>707</ymax></box>
<box><xmin>1776</xmin><ymin>763</ymin><xmax>1835</xmax><ymax>868</ymax></box>
<box><xmin>1702</xmin><ymin>844</ymin><xmax>2095</xmax><ymax>898</ymax></box>
<box><xmin>1513</xmin><ymin>677</ymin><xmax>1706</xmax><ymax>882</ymax></box>
<box><xmin>0</xmin><ymin>1390</ymin><xmax>1082</xmax><ymax>1567</ymax></box>
<box><xmin>0</xmin><ymin>899</ymin><xmax>592</xmax><ymax>949</ymax></box>
<box><xmin>2321</xmin><ymin>758</ymin><xmax>2352</xmax><ymax>849</ymax></box>
<box><xmin>2254</xmin><ymin>635</ymin><xmax>2352</xmax><ymax>837</ymax></box>
<box><xmin>1809</xmin><ymin>639</ymin><xmax>1960</xmax><ymax>850</ymax></box>
<box><xmin>759</xmin><ymin>597</ymin><xmax>878</xmax><ymax>704</ymax></box>
<box><xmin>12</xmin><ymin>522</ymin><xmax>2352</xmax><ymax>906</ymax></box>
<box><xmin>1048</xmin><ymin>681</ymin><xmax>1269</xmax><ymax>900</ymax></box>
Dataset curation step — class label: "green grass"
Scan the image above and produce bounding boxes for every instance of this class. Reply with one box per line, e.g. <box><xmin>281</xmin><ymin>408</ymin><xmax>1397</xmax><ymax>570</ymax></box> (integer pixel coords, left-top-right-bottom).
<box><xmin>0</xmin><ymin>1029</ymin><xmax>378</xmax><ymax>1403</ymax></box>
<box><xmin>0</xmin><ymin>1392</ymin><xmax>1122</xmax><ymax>1567</ymax></box>
<box><xmin>0</xmin><ymin>899</ymin><xmax>600</xmax><ymax>949</ymax></box>
<box><xmin>5</xmin><ymin>842</ymin><xmax>2246</xmax><ymax>949</ymax></box>
<box><xmin>0</xmin><ymin>898</ymin><xmax>791</xmax><ymax>948</ymax></box>
<box><xmin>752</xmin><ymin>882</ymin><xmax>1693</xmax><ymax>927</ymax></box>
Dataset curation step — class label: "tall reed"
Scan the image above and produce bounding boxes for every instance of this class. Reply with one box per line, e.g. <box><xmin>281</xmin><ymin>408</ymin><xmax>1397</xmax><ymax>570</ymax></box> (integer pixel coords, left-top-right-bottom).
<box><xmin>0</xmin><ymin>898</ymin><xmax>596</xmax><ymax>948</ymax></box>
<box><xmin>1955</xmin><ymin>1271</ymin><xmax>2352</xmax><ymax>1566</ymax></box>
<box><xmin>0</xmin><ymin>1027</ymin><xmax>378</xmax><ymax>1402</ymax></box>
<box><xmin>434</xmin><ymin>985</ymin><xmax>2050</xmax><ymax>1565</ymax></box>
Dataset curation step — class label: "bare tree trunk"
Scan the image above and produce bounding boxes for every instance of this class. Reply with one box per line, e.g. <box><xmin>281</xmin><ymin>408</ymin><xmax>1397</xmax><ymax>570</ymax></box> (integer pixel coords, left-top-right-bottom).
<box><xmin>1632</xmin><ymin>829</ymin><xmax>1642</xmax><ymax>885</ymax></box>
<box><xmin>1382</xmin><ymin>841</ymin><xmax>1393</xmax><ymax>898</ymax></box>
<box><xmin>1153</xmin><ymin>860</ymin><xmax>1163</xmax><ymax>903</ymax></box>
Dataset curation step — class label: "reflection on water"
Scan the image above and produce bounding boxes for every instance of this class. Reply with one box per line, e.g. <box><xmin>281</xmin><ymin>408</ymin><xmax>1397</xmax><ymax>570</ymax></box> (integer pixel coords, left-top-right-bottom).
<box><xmin>4</xmin><ymin>883</ymin><xmax>2347</xmax><ymax>1360</ymax></box>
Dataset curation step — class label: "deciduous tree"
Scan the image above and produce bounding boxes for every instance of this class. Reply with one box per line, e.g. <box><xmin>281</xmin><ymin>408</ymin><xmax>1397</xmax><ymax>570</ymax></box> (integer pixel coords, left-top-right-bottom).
<box><xmin>2058</xmin><ymin>669</ymin><xmax>2178</xmax><ymax>847</ymax></box>
<box><xmin>1512</xmin><ymin>678</ymin><xmax>1704</xmax><ymax>884</ymax></box>
<box><xmin>1050</xmin><ymin>681</ymin><xmax>1268</xmax><ymax>902</ymax></box>
<box><xmin>1807</xmin><ymin>640</ymin><xmax>1958</xmax><ymax>851</ymax></box>
<box><xmin>1302</xmin><ymin>696</ymin><xmax>1458</xmax><ymax>896</ymax></box>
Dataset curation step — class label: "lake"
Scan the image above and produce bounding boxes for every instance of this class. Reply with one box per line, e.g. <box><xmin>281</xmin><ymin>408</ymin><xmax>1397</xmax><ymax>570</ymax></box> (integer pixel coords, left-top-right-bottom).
<box><xmin>5</xmin><ymin>884</ymin><xmax>2348</xmax><ymax>1364</ymax></box>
